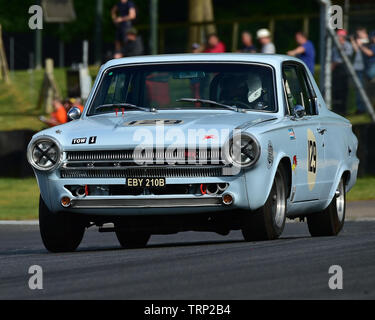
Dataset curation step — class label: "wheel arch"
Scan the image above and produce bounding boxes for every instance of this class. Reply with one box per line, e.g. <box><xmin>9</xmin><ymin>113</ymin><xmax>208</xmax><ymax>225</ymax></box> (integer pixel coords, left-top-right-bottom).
<box><xmin>324</xmin><ymin>165</ymin><xmax>352</xmax><ymax>210</ymax></box>
<box><xmin>279</xmin><ymin>157</ymin><xmax>292</xmax><ymax>200</ymax></box>
<box><xmin>342</xmin><ymin>170</ymin><xmax>351</xmax><ymax>186</ymax></box>
<box><xmin>244</xmin><ymin>153</ymin><xmax>292</xmax><ymax>211</ymax></box>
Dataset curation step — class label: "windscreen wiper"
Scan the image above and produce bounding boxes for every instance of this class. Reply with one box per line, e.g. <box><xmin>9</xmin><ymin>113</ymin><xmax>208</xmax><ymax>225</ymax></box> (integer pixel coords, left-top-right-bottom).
<box><xmin>176</xmin><ymin>98</ymin><xmax>244</xmax><ymax>112</ymax></box>
<box><xmin>96</xmin><ymin>103</ymin><xmax>153</xmax><ymax>113</ymax></box>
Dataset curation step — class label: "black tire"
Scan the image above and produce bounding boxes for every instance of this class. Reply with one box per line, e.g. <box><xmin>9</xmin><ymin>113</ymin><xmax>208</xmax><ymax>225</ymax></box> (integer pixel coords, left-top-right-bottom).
<box><xmin>115</xmin><ymin>227</ymin><xmax>150</xmax><ymax>249</ymax></box>
<box><xmin>39</xmin><ymin>196</ymin><xmax>85</xmax><ymax>253</ymax></box>
<box><xmin>307</xmin><ymin>177</ymin><xmax>346</xmax><ymax>237</ymax></box>
<box><xmin>242</xmin><ymin>165</ymin><xmax>287</xmax><ymax>241</ymax></box>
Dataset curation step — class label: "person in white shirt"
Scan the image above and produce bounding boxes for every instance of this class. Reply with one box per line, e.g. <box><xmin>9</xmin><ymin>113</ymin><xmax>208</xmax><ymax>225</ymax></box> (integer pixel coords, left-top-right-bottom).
<box><xmin>257</xmin><ymin>29</ymin><xmax>276</xmax><ymax>54</ymax></box>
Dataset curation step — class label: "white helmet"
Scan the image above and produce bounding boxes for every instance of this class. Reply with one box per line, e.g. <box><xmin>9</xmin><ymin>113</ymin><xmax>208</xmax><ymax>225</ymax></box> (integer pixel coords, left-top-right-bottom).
<box><xmin>246</xmin><ymin>74</ymin><xmax>263</xmax><ymax>104</ymax></box>
<box><xmin>257</xmin><ymin>28</ymin><xmax>271</xmax><ymax>39</ymax></box>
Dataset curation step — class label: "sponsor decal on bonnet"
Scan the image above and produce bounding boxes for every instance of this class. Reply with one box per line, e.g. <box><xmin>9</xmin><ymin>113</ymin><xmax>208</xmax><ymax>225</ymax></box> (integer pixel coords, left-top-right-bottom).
<box><xmin>89</xmin><ymin>136</ymin><xmax>97</xmax><ymax>144</ymax></box>
<box><xmin>72</xmin><ymin>138</ymin><xmax>87</xmax><ymax>145</ymax></box>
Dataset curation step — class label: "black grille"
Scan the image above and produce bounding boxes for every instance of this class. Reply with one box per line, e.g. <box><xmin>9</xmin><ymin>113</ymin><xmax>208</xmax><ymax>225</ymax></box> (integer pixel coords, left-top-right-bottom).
<box><xmin>62</xmin><ymin>149</ymin><xmax>228</xmax><ymax>178</ymax></box>
<box><xmin>66</xmin><ymin>149</ymin><xmax>222</xmax><ymax>164</ymax></box>
<box><xmin>60</xmin><ymin>167</ymin><xmax>224</xmax><ymax>179</ymax></box>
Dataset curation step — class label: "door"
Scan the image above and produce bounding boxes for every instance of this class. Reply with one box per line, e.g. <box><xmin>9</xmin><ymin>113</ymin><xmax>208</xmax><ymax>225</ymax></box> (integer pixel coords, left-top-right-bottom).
<box><xmin>282</xmin><ymin>63</ymin><xmax>325</xmax><ymax>202</ymax></box>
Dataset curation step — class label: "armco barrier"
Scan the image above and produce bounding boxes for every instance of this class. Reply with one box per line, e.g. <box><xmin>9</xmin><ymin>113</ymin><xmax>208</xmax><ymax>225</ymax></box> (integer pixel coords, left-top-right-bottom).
<box><xmin>0</xmin><ymin>130</ymin><xmax>36</xmax><ymax>177</ymax></box>
<box><xmin>0</xmin><ymin>124</ymin><xmax>374</xmax><ymax>178</ymax></box>
<box><xmin>352</xmin><ymin>123</ymin><xmax>375</xmax><ymax>177</ymax></box>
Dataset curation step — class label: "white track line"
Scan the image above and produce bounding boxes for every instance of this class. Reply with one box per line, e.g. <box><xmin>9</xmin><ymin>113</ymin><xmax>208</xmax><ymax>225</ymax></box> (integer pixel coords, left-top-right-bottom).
<box><xmin>349</xmin><ymin>217</ymin><xmax>375</xmax><ymax>222</ymax></box>
<box><xmin>0</xmin><ymin>220</ymin><xmax>39</xmax><ymax>225</ymax></box>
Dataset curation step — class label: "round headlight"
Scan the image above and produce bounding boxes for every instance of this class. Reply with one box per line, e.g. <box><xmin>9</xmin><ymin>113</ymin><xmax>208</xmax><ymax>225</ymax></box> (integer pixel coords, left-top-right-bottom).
<box><xmin>27</xmin><ymin>137</ymin><xmax>62</xmax><ymax>171</ymax></box>
<box><xmin>228</xmin><ymin>133</ymin><xmax>260</xmax><ymax>168</ymax></box>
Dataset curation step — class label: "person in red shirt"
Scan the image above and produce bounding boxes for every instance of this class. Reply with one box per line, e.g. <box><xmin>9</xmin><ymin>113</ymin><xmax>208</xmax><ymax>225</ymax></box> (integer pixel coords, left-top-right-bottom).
<box><xmin>69</xmin><ymin>98</ymin><xmax>84</xmax><ymax>113</ymax></box>
<box><xmin>39</xmin><ymin>100</ymin><xmax>68</xmax><ymax>127</ymax></box>
<box><xmin>203</xmin><ymin>33</ymin><xmax>226</xmax><ymax>53</ymax></box>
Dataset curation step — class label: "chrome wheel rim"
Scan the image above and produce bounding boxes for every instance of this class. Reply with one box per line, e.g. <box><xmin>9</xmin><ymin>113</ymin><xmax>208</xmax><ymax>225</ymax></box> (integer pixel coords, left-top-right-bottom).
<box><xmin>271</xmin><ymin>171</ymin><xmax>286</xmax><ymax>228</ymax></box>
<box><xmin>336</xmin><ymin>179</ymin><xmax>345</xmax><ymax>222</ymax></box>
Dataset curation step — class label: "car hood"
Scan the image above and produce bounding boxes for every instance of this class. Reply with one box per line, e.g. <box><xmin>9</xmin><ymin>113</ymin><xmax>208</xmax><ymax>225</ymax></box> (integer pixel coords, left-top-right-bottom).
<box><xmin>37</xmin><ymin>111</ymin><xmax>277</xmax><ymax>149</ymax></box>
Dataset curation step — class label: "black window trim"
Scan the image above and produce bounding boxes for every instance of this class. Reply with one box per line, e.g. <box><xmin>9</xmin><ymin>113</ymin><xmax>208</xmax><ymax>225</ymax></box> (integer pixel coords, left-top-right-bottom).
<box><xmin>281</xmin><ymin>60</ymin><xmax>318</xmax><ymax>117</ymax></box>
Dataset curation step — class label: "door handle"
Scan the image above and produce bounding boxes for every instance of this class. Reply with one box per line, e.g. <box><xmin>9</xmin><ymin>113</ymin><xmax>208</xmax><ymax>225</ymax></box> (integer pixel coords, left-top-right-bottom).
<box><xmin>317</xmin><ymin>128</ymin><xmax>327</xmax><ymax>135</ymax></box>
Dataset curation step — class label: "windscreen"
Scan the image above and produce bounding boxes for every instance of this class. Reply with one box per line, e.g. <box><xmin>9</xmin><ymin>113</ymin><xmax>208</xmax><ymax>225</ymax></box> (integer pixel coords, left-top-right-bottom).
<box><xmin>88</xmin><ymin>63</ymin><xmax>276</xmax><ymax>115</ymax></box>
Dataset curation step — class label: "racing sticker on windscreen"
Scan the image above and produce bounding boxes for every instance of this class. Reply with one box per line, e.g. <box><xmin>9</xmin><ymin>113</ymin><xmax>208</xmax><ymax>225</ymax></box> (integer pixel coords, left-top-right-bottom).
<box><xmin>307</xmin><ymin>128</ymin><xmax>317</xmax><ymax>191</ymax></box>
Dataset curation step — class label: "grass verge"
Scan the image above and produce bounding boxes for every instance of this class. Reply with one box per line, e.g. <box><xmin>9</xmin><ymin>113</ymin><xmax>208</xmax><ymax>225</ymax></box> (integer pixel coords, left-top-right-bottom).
<box><xmin>347</xmin><ymin>176</ymin><xmax>375</xmax><ymax>202</ymax></box>
<box><xmin>0</xmin><ymin>176</ymin><xmax>374</xmax><ymax>220</ymax></box>
<box><xmin>0</xmin><ymin>178</ymin><xmax>39</xmax><ymax>220</ymax></box>
<box><xmin>0</xmin><ymin>67</ymin><xmax>99</xmax><ymax>131</ymax></box>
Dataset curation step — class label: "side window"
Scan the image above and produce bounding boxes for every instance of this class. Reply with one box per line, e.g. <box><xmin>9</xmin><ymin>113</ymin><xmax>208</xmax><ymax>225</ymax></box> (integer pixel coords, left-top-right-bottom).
<box><xmin>283</xmin><ymin>64</ymin><xmax>316</xmax><ymax>116</ymax></box>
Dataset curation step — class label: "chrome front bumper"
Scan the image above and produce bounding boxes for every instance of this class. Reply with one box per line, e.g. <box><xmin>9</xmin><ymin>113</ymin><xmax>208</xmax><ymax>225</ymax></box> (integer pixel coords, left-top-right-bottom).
<box><xmin>70</xmin><ymin>196</ymin><xmax>223</xmax><ymax>209</ymax></box>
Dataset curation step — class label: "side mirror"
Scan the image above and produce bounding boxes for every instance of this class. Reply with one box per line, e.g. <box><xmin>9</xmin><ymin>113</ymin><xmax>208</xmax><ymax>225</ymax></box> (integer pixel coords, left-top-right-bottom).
<box><xmin>293</xmin><ymin>104</ymin><xmax>306</xmax><ymax>119</ymax></box>
<box><xmin>67</xmin><ymin>107</ymin><xmax>81</xmax><ymax>121</ymax></box>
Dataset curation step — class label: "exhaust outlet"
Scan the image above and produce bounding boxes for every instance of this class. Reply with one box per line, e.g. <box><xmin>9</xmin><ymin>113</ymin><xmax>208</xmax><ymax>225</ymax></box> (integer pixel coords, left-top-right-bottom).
<box><xmin>206</xmin><ymin>184</ymin><xmax>219</xmax><ymax>195</ymax></box>
<box><xmin>217</xmin><ymin>183</ymin><xmax>229</xmax><ymax>192</ymax></box>
<box><xmin>75</xmin><ymin>187</ymin><xmax>86</xmax><ymax>198</ymax></box>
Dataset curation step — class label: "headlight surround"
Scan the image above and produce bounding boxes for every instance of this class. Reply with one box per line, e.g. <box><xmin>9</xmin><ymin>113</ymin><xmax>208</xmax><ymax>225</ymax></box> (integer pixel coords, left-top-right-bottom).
<box><xmin>27</xmin><ymin>136</ymin><xmax>62</xmax><ymax>171</ymax></box>
<box><xmin>226</xmin><ymin>133</ymin><xmax>261</xmax><ymax>168</ymax></box>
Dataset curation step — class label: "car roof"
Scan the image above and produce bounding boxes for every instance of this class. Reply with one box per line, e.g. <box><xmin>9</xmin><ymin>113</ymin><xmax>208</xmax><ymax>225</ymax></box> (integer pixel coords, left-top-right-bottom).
<box><xmin>103</xmin><ymin>53</ymin><xmax>303</xmax><ymax>69</ymax></box>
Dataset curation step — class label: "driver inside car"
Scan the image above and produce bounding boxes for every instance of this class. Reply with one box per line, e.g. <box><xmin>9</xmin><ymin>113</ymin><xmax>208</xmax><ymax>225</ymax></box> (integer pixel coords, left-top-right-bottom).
<box><xmin>219</xmin><ymin>74</ymin><xmax>267</xmax><ymax>110</ymax></box>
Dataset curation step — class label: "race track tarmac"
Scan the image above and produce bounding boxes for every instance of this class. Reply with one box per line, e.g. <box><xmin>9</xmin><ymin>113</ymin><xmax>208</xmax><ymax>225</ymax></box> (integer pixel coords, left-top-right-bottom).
<box><xmin>0</xmin><ymin>220</ymin><xmax>374</xmax><ymax>300</ymax></box>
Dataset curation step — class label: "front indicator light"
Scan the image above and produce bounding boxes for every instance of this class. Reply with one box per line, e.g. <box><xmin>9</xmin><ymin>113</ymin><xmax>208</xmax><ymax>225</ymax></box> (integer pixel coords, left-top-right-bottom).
<box><xmin>222</xmin><ymin>193</ymin><xmax>233</xmax><ymax>206</ymax></box>
<box><xmin>61</xmin><ymin>197</ymin><xmax>71</xmax><ymax>208</ymax></box>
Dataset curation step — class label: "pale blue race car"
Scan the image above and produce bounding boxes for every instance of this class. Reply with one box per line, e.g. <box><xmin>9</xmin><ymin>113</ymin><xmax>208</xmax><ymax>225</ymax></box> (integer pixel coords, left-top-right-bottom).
<box><xmin>27</xmin><ymin>54</ymin><xmax>359</xmax><ymax>252</ymax></box>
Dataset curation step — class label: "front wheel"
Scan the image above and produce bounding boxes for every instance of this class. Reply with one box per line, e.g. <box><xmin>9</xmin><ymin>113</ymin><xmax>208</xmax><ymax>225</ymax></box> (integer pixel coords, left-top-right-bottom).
<box><xmin>39</xmin><ymin>196</ymin><xmax>85</xmax><ymax>253</ymax></box>
<box><xmin>242</xmin><ymin>165</ymin><xmax>287</xmax><ymax>241</ymax></box>
<box><xmin>307</xmin><ymin>177</ymin><xmax>346</xmax><ymax>237</ymax></box>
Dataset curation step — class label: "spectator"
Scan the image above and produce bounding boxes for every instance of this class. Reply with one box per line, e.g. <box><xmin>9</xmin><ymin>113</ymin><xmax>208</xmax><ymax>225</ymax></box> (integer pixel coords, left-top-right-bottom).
<box><xmin>332</xmin><ymin>29</ymin><xmax>353</xmax><ymax>116</ymax></box>
<box><xmin>111</xmin><ymin>0</ymin><xmax>136</xmax><ymax>52</ymax></box>
<box><xmin>239</xmin><ymin>31</ymin><xmax>256</xmax><ymax>53</ymax></box>
<box><xmin>350</xmin><ymin>27</ymin><xmax>369</xmax><ymax>114</ymax></box>
<box><xmin>203</xmin><ymin>34</ymin><xmax>226</xmax><ymax>53</ymax></box>
<box><xmin>113</xmin><ymin>50</ymin><xmax>124</xmax><ymax>59</ymax></box>
<box><xmin>123</xmin><ymin>28</ymin><xmax>144</xmax><ymax>57</ymax></box>
<box><xmin>69</xmin><ymin>98</ymin><xmax>84</xmax><ymax>113</ymax></box>
<box><xmin>256</xmin><ymin>28</ymin><xmax>275</xmax><ymax>54</ymax></box>
<box><xmin>287</xmin><ymin>31</ymin><xmax>316</xmax><ymax>74</ymax></box>
<box><xmin>367</xmin><ymin>31</ymin><xmax>375</xmax><ymax>81</ymax></box>
<box><xmin>353</xmin><ymin>30</ymin><xmax>375</xmax><ymax>82</ymax></box>
<box><xmin>39</xmin><ymin>100</ymin><xmax>68</xmax><ymax>127</ymax></box>
<box><xmin>191</xmin><ymin>43</ymin><xmax>202</xmax><ymax>53</ymax></box>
